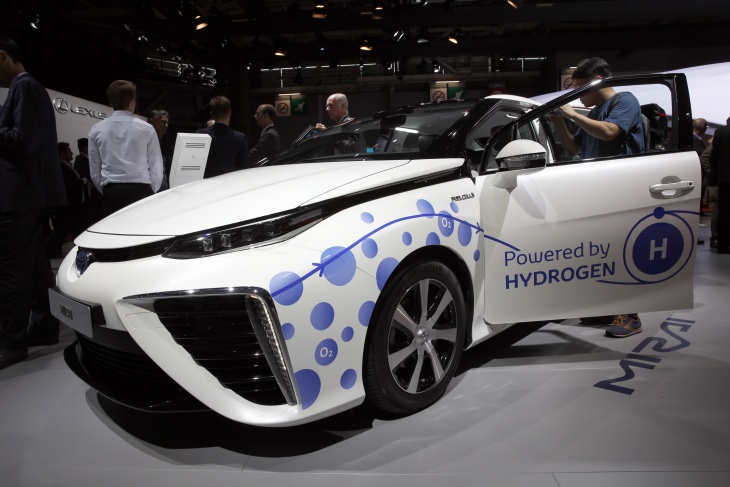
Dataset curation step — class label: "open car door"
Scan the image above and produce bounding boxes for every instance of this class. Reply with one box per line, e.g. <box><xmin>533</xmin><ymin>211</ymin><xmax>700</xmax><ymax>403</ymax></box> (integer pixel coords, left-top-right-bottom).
<box><xmin>474</xmin><ymin>73</ymin><xmax>700</xmax><ymax>324</ymax></box>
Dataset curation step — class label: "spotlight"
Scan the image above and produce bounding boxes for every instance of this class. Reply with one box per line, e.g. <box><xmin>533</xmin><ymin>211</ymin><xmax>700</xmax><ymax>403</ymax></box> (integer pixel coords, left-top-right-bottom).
<box><xmin>448</xmin><ymin>29</ymin><xmax>461</xmax><ymax>44</ymax></box>
<box><xmin>30</xmin><ymin>15</ymin><xmax>40</xmax><ymax>30</ymax></box>
<box><xmin>195</xmin><ymin>20</ymin><xmax>208</xmax><ymax>30</ymax></box>
<box><xmin>507</xmin><ymin>0</ymin><xmax>524</xmax><ymax>8</ymax></box>
<box><xmin>360</xmin><ymin>38</ymin><xmax>372</xmax><ymax>51</ymax></box>
<box><xmin>393</xmin><ymin>30</ymin><xmax>405</xmax><ymax>42</ymax></box>
<box><xmin>274</xmin><ymin>49</ymin><xmax>286</xmax><ymax>57</ymax></box>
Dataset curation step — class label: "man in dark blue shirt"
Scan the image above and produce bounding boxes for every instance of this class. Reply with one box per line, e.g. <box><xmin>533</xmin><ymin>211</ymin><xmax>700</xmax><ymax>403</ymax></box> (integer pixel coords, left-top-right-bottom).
<box><xmin>551</xmin><ymin>57</ymin><xmax>645</xmax><ymax>159</ymax></box>
<box><xmin>549</xmin><ymin>57</ymin><xmax>645</xmax><ymax>338</ymax></box>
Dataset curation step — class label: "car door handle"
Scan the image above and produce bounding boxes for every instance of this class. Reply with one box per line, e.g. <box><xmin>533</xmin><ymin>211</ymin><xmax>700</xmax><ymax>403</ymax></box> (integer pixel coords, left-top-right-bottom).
<box><xmin>649</xmin><ymin>180</ymin><xmax>695</xmax><ymax>199</ymax></box>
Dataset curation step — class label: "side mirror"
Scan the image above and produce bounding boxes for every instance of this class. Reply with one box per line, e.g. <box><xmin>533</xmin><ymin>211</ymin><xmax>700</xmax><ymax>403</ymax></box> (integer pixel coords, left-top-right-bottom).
<box><xmin>495</xmin><ymin>140</ymin><xmax>547</xmax><ymax>171</ymax></box>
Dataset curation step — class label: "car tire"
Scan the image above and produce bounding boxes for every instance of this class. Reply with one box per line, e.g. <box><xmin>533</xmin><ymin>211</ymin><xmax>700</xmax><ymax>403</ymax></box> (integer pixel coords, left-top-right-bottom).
<box><xmin>365</xmin><ymin>261</ymin><xmax>466</xmax><ymax>414</ymax></box>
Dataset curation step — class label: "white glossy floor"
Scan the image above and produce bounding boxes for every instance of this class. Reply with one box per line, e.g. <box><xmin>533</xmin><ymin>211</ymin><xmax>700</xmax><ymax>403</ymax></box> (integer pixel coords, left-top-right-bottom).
<box><xmin>2</xmin><ymin>222</ymin><xmax>729</xmax><ymax>487</ymax></box>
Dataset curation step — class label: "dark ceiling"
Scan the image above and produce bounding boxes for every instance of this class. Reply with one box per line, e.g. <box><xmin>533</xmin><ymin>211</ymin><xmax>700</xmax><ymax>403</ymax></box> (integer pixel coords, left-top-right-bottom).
<box><xmin>3</xmin><ymin>0</ymin><xmax>730</xmax><ymax>101</ymax></box>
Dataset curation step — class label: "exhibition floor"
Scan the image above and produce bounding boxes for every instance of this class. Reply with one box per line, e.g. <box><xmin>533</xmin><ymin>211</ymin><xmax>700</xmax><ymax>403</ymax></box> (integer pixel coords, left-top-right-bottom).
<box><xmin>2</xmin><ymin>223</ymin><xmax>729</xmax><ymax>487</ymax></box>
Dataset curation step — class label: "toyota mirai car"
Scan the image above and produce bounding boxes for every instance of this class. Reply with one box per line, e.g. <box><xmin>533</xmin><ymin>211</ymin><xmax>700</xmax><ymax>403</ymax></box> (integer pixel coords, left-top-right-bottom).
<box><xmin>51</xmin><ymin>73</ymin><xmax>700</xmax><ymax>426</ymax></box>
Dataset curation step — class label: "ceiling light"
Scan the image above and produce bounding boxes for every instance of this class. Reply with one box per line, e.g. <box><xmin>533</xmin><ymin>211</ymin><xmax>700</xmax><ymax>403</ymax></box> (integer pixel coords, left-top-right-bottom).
<box><xmin>274</xmin><ymin>50</ymin><xmax>286</xmax><ymax>57</ymax></box>
<box><xmin>507</xmin><ymin>0</ymin><xmax>524</xmax><ymax>8</ymax></box>
<box><xmin>372</xmin><ymin>2</ymin><xmax>384</xmax><ymax>19</ymax></box>
<box><xmin>360</xmin><ymin>39</ymin><xmax>373</xmax><ymax>51</ymax></box>
<box><xmin>448</xmin><ymin>29</ymin><xmax>461</xmax><ymax>44</ymax></box>
<box><xmin>30</xmin><ymin>15</ymin><xmax>40</xmax><ymax>29</ymax></box>
<box><xmin>312</xmin><ymin>4</ymin><xmax>327</xmax><ymax>19</ymax></box>
<box><xmin>195</xmin><ymin>20</ymin><xmax>208</xmax><ymax>30</ymax></box>
<box><xmin>393</xmin><ymin>30</ymin><xmax>405</xmax><ymax>42</ymax></box>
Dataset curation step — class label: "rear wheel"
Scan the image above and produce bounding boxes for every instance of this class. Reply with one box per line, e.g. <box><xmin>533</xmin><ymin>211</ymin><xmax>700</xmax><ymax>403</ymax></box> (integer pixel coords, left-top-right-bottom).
<box><xmin>365</xmin><ymin>261</ymin><xmax>466</xmax><ymax>414</ymax></box>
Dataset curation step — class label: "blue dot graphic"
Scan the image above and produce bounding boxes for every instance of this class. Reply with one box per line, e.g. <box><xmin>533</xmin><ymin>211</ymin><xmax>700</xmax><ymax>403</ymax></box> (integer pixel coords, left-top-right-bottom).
<box><xmin>426</xmin><ymin>232</ymin><xmax>441</xmax><ymax>245</ymax></box>
<box><xmin>438</xmin><ymin>211</ymin><xmax>455</xmax><ymax>237</ymax></box>
<box><xmin>361</xmin><ymin>212</ymin><xmax>375</xmax><ymax>223</ymax></box>
<box><xmin>321</xmin><ymin>246</ymin><xmax>357</xmax><ymax>286</ymax></box>
<box><xmin>311</xmin><ymin>302</ymin><xmax>335</xmax><ymax>330</ymax></box>
<box><xmin>632</xmin><ymin>222</ymin><xmax>684</xmax><ymax>275</ymax></box>
<box><xmin>340</xmin><ymin>369</ymin><xmax>357</xmax><ymax>389</ymax></box>
<box><xmin>282</xmin><ymin>323</ymin><xmax>295</xmax><ymax>340</ymax></box>
<box><xmin>450</xmin><ymin>202</ymin><xmax>459</xmax><ymax>213</ymax></box>
<box><xmin>473</xmin><ymin>249</ymin><xmax>481</xmax><ymax>261</ymax></box>
<box><xmin>402</xmin><ymin>232</ymin><xmax>413</xmax><ymax>246</ymax></box>
<box><xmin>315</xmin><ymin>338</ymin><xmax>338</xmax><ymax>366</ymax></box>
<box><xmin>295</xmin><ymin>369</ymin><xmax>321</xmax><ymax>410</ymax></box>
<box><xmin>653</xmin><ymin>207</ymin><xmax>666</xmax><ymax>219</ymax></box>
<box><xmin>417</xmin><ymin>199</ymin><xmax>435</xmax><ymax>218</ymax></box>
<box><xmin>362</xmin><ymin>238</ymin><xmax>378</xmax><ymax>258</ymax></box>
<box><xmin>358</xmin><ymin>301</ymin><xmax>375</xmax><ymax>326</ymax></box>
<box><xmin>376</xmin><ymin>257</ymin><xmax>399</xmax><ymax>290</ymax></box>
<box><xmin>270</xmin><ymin>271</ymin><xmax>303</xmax><ymax>306</ymax></box>
<box><xmin>342</xmin><ymin>326</ymin><xmax>354</xmax><ymax>342</ymax></box>
<box><xmin>458</xmin><ymin>221</ymin><xmax>473</xmax><ymax>246</ymax></box>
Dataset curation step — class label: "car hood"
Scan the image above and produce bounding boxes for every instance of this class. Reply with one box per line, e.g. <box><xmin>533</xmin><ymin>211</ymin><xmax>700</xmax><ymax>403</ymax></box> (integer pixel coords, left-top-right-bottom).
<box><xmin>87</xmin><ymin>159</ymin><xmax>437</xmax><ymax>236</ymax></box>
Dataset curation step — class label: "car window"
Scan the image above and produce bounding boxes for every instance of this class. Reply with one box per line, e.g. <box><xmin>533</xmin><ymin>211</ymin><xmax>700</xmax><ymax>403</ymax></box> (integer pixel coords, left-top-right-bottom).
<box><xmin>465</xmin><ymin>107</ymin><xmax>524</xmax><ymax>172</ymax></box>
<box><xmin>485</xmin><ymin>80</ymin><xmax>675</xmax><ymax>170</ymax></box>
<box><xmin>482</xmin><ymin>118</ymin><xmax>540</xmax><ymax>171</ymax></box>
<box><xmin>262</xmin><ymin>101</ymin><xmax>477</xmax><ymax>166</ymax></box>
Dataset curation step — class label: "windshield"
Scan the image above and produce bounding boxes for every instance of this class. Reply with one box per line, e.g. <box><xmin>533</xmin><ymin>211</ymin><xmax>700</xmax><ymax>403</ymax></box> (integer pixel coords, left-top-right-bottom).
<box><xmin>260</xmin><ymin>100</ymin><xmax>477</xmax><ymax>166</ymax></box>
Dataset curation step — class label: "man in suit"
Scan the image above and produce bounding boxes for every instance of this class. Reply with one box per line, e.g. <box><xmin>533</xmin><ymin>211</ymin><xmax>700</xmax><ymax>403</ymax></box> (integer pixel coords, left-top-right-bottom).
<box><xmin>249</xmin><ymin>104</ymin><xmax>281</xmax><ymax>163</ymax></box>
<box><xmin>197</xmin><ymin>96</ymin><xmax>249</xmax><ymax>178</ymax></box>
<box><xmin>710</xmin><ymin>116</ymin><xmax>730</xmax><ymax>254</ymax></box>
<box><xmin>46</xmin><ymin>142</ymin><xmax>88</xmax><ymax>258</ymax></box>
<box><xmin>147</xmin><ymin>109</ymin><xmax>171</xmax><ymax>190</ymax></box>
<box><xmin>315</xmin><ymin>93</ymin><xmax>354</xmax><ymax>130</ymax></box>
<box><xmin>0</xmin><ymin>37</ymin><xmax>67</xmax><ymax>369</ymax></box>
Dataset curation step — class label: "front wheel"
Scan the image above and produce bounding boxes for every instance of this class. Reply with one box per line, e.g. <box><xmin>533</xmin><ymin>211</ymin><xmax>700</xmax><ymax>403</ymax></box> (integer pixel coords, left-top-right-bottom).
<box><xmin>365</xmin><ymin>261</ymin><xmax>466</xmax><ymax>414</ymax></box>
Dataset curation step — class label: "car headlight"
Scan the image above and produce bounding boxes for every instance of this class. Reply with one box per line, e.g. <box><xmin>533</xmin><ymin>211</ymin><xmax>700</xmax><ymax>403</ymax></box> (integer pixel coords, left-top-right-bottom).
<box><xmin>163</xmin><ymin>206</ymin><xmax>323</xmax><ymax>259</ymax></box>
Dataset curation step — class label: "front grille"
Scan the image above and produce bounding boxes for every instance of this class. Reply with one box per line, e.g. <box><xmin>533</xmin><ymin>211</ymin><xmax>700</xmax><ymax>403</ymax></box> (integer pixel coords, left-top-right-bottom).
<box><xmin>78</xmin><ymin>333</ymin><xmax>181</xmax><ymax>392</ymax></box>
<box><xmin>69</xmin><ymin>326</ymin><xmax>207</xmax><ymax>412</ymax></box>
<box><xmin>153</xmin><ymin>295</ymin><xmax>286</xmax><ymax>406</ymax></box>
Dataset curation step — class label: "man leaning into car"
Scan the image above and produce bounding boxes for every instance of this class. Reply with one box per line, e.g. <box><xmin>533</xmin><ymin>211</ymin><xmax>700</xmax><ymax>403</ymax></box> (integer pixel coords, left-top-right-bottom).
<box><xmin>548</xmin><ymin>57</ymin><xmax>646</xmax><ymax>338</ymax></box>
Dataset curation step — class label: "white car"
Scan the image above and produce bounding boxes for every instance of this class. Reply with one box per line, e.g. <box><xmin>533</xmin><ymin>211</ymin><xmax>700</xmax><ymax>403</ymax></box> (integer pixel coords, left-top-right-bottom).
<box><xmin>51</xmin><ymin>73</ymin><xmax>700</xmax><ymax>426</ymax></box>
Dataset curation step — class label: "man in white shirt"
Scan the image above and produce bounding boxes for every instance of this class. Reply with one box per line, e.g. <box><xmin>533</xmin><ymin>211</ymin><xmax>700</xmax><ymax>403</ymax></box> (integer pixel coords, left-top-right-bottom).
<box><xmin>88</xmin><ymin>80</ymin><xmax>163</xmax><ymax>217</ymax></box>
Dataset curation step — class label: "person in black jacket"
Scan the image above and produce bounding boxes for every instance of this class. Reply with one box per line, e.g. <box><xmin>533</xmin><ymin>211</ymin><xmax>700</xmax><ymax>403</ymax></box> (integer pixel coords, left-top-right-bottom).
<box><xmin>46</xmin><ymin>142</ymin><xmax>87</xmax><ymax>258</ymax></box>
<box><xmin>74</xmin><ymin>137</ymin><xmax>102</xmax><ymax>227</ymax></box>
<box><xmin>710</xmin><ymin>116</ymin><xmax>730</xmax><ymax>254</ymax></box>
<box><xmin>250</xmin><ymin>104</ymin><xmax>281</xmax><ymax>163</ymax></box>
<box><xmin>0</xmin><ymin>37</ymin><xmax>67</xmax><ymax>369</ymax></box>
<box><xmin>196</xmin><ymin>96</ymin><xmax>249</xmax><ymax>178</ymax></box>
